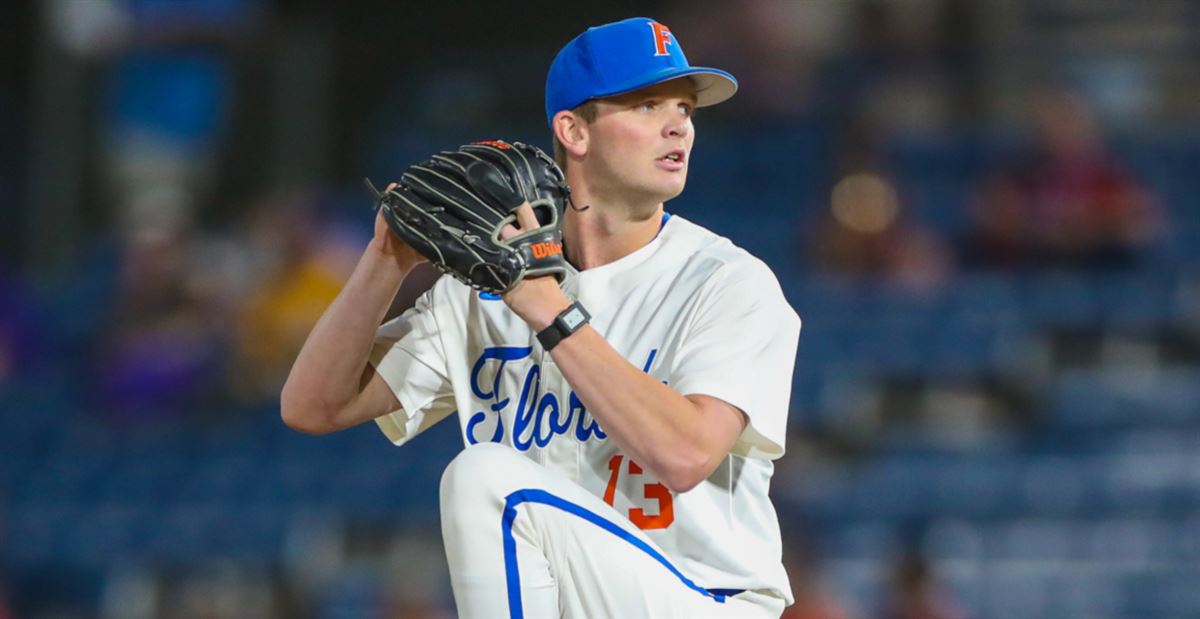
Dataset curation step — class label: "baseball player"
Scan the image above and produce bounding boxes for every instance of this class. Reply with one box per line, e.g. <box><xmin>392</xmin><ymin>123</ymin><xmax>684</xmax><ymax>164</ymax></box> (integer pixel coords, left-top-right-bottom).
<box><xmin>282</xmin><ymin>16</ymin><xmax>801</xmax><ymax>618</ymax></box>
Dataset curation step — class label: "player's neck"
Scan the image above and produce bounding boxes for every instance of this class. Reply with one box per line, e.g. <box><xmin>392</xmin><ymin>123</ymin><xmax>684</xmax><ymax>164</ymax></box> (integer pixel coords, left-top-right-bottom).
<box><xmin>561</xmin><ymin>193</ymin><xmax>664</xmax><ymax>271</ymax></box>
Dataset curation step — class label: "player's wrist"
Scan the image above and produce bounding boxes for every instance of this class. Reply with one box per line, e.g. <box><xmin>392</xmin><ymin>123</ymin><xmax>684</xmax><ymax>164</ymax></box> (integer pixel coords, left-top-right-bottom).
<box><xmin>505</xmin><ymin>279</ymin><xmax>571</xmax><ymax>330</ymax></box>
<box><xmin>528</xmin><ymin>300</ymin><xmax>574</xmax><ymax>331</ymax></box>
<box><xmin>536</xmin><ymin>301</ymin><xmax>591</xmax><ymax>351</ymax></box>
<box><xmin>363</xmin><ymin>241</ymin><xmax>420</xmax><ymax>287</ymax></box>
<box><xmin>525</xmin><ymin>298</ymin><xmax>573</xmax><ymax>331</ymax></box>
<box><xmin>368</xmin><ymin>236</ymin><xmax>423</xmax><ymax>274</ymax></box>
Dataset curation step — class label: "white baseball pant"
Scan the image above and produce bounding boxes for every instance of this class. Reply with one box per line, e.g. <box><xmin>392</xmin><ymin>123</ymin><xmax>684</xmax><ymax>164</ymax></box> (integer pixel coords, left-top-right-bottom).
<box><xmin>439</xmin><ymin>442</ymin><xmax>784</xmax><ymax>618</ymax></box>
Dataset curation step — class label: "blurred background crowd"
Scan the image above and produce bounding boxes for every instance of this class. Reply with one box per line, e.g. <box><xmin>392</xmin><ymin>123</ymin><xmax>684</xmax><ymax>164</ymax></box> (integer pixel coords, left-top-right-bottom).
<box><xmin>2</xmin><ymin>0</ymin><xmax>1200</xmax><ymax>617</ymax></box>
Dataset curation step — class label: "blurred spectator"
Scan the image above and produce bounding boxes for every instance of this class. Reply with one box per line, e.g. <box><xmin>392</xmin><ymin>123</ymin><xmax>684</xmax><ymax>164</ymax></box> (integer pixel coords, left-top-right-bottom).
<box><xmin>663</xmin><ymin>0</ymin><xmax>855</xmax><ymax>121</ymax></box>
<box><xmin>781</xmin><ymin>548</ymin><xmax>851</xmax><ymax>619</ymax></box>
<box><xmin>146</xmin><ymin>563</ymin><xmax>281</xmax><ymax>619</ymax></box>
<box><xmin>809</xmin><ymin>172</ymin><xmax>952</xmax><ymax>290</ymax></box>
<box><xmin>71</xmin><ymin>0</ymin><xmax>261</xmax><ymax>244</ymax></box>
<box><xmin>227</xmin><ymin>191</ymin><xmax>360</xmax><ymax>405</ymax></box>
<box><xmin>840</xmin><ymin>0</ymin><xmax>978</xmax><ymax>139</ymax></box>
<box><xmin>961</xmin><ymin>90</ymin><xmax>1163</xmax><ymax>270</ymax></box>
<box><xmin>93</xmin><ymin>219</ymin><xmax>227</xmax><ymax>422</ymax></box>
<box><xmin>879</xmin><ymin>554</ymin><xmax>963</xmax><ymax>619</ymax></box>
<box><xmin>380</xmin><ymin>536</ymin><xmax>456</xmax><ymax>619</ymax></box>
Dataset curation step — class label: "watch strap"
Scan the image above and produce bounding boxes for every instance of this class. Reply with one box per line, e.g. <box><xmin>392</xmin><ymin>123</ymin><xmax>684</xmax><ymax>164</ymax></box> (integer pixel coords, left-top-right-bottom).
<box><xmin>537</xmin><ymin>302</ymin><xmax>590</xmax><ymax>351</ymax></box>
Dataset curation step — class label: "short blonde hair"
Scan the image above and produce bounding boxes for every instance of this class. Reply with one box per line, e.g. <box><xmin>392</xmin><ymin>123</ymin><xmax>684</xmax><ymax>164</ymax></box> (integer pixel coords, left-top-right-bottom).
<box><xmin>552</xmin><ymin>100</ymin><xmax>598</xmax><ymax>171</ymax></box>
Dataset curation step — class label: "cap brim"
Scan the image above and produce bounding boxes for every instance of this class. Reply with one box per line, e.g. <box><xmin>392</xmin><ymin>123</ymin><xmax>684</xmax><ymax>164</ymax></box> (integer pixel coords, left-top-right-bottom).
<box><xmin>592</xmin><ymin>67</ymin><xmax>738</xmax><ymax>108</ymax></box>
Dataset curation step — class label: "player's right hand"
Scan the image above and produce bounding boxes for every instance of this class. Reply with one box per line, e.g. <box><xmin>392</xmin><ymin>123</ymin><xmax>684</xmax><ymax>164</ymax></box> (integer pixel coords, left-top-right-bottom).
<box><xmin>372</xmin><ymin>182</ymin><xmax>429</xmax><ymax>271</ymax></box>
<box><xmin>499</xmin><ymin>201</ymin><xmax>572</xmax><ymax>329</ymax></box>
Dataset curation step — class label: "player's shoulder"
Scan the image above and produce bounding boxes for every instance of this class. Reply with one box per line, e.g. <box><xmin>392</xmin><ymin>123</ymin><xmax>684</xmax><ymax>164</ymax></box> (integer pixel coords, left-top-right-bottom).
<box><xmin>672</xmin><ymin>218</ymin><xmax>801</xmax><ymax>330</ymax></box>
<box><xmin>666</xmin><ymin>216</ymin><xmax>783</xmax><ymax>288</ymax></box>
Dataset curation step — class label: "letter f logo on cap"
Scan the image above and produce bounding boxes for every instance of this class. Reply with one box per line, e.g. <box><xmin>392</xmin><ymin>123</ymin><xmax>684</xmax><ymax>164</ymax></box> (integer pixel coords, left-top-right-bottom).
<box><xmin>649</xmin><ymin>22</ymin><xmax>673</xmax><ymax>56</ymax></box>
<box><xmin>544</xmin><ymin>17</ymin><xmax>738</xmax><ymax>127</ymax></box>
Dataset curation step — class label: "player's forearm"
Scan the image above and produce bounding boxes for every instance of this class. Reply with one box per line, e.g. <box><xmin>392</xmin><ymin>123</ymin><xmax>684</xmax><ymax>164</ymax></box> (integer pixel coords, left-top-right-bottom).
<box><xmin>549</xmin><ymin>328</ymin><xmax>728</xmax><ymax>493</ymax></box>
<box><xmin>281</xmin><ymin>241</ymin><xmax>412</xmax><ymax>432</ymax></box>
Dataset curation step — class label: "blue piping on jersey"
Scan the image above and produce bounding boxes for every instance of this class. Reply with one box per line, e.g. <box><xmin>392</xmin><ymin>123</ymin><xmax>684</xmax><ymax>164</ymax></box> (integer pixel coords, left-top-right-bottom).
<box><xmin>501</xmin><ymin>488</ymin><xmax>733</xmax><ymax>618</ymax></box>
<box><xmin>641</xmin><ymin>348</ymin><xmax>658</xmax><ymax>373</ymax></box>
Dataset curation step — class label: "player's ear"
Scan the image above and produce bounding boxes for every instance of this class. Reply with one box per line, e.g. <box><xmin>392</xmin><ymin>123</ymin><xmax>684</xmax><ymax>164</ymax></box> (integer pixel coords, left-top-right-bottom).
<box><xmin>553</xmin><ymin>110</ymin><xmax>588</xmax><ymax>159</ymax></box>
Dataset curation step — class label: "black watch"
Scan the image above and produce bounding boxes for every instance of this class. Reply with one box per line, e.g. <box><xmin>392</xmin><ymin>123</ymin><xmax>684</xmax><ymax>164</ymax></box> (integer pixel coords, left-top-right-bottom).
<box><xmin>537</xmin><ymin>302</ymin><xmax>591</xmax><ymax>351</ymax></box>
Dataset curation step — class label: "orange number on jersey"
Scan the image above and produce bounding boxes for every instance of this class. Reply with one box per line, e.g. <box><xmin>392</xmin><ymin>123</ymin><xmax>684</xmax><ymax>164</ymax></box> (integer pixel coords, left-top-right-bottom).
<box><xmin>604</xmin><ymin>454</ymin><xmax>622</xmax><ymax>506</ymax></box>
<box><xmin>602</xmin><ymin>455</ymin><xmax>675</xmax><ymax>530</ymax></box>
<box><xmin>626</xmin><ymin>461</ymin><xmax>674</xmax><ymax>530</ymax></box>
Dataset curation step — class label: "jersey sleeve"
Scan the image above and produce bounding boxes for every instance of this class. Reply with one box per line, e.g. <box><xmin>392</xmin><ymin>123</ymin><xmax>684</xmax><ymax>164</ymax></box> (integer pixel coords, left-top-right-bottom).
<box><xmin>668</xmin><ymin>260</ymin><xmax>801</xmax><ymax>460</ymax></box>
<box><xmin>369</xmin><ymin>284</ymin><xmax>457</xmax><ymax>447</ymax></box>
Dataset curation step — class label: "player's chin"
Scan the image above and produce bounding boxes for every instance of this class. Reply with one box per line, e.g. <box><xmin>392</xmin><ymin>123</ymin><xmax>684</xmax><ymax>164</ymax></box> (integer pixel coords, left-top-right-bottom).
<box><xmin>654</xmin><ymin>171</ymin><xmax>688</xmax><ymax>200</ymax></box>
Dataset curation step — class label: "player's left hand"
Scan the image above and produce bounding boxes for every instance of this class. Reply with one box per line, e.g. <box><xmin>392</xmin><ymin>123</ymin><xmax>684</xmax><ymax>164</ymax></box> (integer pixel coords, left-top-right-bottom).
<box><xmin>501</xmin><ymin>202</ymin><xmax>572</xmax><ymax>330</ymax></box>
<box><xmin>374</xmin><ymin>140</ymin><xmax>571</xmax><ymax>294</ymax></box>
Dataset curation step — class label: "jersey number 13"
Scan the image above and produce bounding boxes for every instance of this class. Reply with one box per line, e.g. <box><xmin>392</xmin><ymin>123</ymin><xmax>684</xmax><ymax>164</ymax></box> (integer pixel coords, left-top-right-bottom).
<box><xmin>602</xmin><ymin>455</ymin><xmax>675</xmax><ymax>530</ymax></box>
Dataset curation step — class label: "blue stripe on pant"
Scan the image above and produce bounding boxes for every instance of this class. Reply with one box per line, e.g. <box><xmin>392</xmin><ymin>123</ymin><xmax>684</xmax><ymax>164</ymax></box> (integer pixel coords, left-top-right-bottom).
<box><xmin>501</xmin><ymin>488</ymin><xmax>737</xmax><ymax>619</ymax></box>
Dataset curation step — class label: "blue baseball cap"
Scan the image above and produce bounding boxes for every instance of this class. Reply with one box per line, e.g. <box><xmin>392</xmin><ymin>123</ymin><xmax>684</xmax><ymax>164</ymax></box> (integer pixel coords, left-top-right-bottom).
<box><xmin>545</xmin><ymin>17</ymin><xmax>738</xmax><ymax>127</ymax></box>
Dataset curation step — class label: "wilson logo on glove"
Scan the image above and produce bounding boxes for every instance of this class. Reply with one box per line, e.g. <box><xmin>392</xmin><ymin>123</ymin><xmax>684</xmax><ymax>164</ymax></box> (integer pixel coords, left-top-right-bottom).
<box><xmin>530</xmin><ymin>241</ymin><xmax>563</xmax><ymax>259</ymax></box>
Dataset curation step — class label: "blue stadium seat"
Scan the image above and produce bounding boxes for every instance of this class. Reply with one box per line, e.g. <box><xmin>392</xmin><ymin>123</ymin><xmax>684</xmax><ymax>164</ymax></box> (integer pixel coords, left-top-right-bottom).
<box><xmin>1049</xmin><ymin>368</ymin><xmax>1200</xmax><ymax>430</ymax></box>
<box><xmin>944</xmin><ymin>274</ymin><xmax>1023</xmax><ymax>324</ymax></box>
<box><xmin>1095</xmin><ymin>270</ymin><xmax>1183</xmax><ymax>329</ymax></box>
<box><xmin>1021</xmin><ymin>272</ymin><xmax>1103</xmax><ymax>328</ymax></box>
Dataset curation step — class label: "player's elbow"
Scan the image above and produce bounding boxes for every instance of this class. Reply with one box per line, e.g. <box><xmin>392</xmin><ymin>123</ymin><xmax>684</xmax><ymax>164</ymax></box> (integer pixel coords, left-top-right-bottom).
<box><xmin>657</xmin><ymin>452</ymin><xmax>719</xmax><ymax>494</ymax></box>
<box><xmin>659</xmin><ymin>467</ymin><xmax>706</xmax><ymax>494</ymax></box>
<box><xmin>280</xmin><ymin>401</ymin><xmax>331</xmax><ymax>435</ymax></box>
<box><xmin>660</xmin><ymin>472</ymin><xmax>702</xmax><ymax>494</ymax></box>
<box><xmin>280</xmin><ymin>386</ymin><xmax>339</xmax><ymax>435</ymax></box>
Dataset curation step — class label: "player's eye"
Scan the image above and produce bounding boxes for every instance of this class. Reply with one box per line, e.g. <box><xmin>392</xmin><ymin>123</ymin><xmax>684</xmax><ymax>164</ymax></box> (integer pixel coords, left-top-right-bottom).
<box><xmin>678</xmin><ymin>103</ymin><xmax>694</xmax><ymax>118</ymax></box>
<box><xmin>638</xmin><ymin>101</ymin><xmax>659</xmax><ymax>112</ymax></box>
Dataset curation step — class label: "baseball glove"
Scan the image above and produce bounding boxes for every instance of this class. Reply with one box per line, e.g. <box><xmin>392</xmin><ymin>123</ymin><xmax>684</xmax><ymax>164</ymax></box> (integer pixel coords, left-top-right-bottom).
<box><xmin>372</xmin><ymin>140</ymin><xmax>572</xmax><ymax>294</ymax></box>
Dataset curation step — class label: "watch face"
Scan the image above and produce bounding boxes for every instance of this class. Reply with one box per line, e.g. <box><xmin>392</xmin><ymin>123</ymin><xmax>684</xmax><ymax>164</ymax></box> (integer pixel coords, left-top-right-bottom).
<box><xmin>561</xmin><ymin>307</ymin><xmax>586</xmax><ymax>330</ymax></box>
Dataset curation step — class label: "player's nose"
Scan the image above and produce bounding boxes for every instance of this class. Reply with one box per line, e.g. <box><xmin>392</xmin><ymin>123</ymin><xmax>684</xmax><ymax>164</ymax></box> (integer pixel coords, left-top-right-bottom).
<box><xmin>663</xmin><ymin>116</ymin><xmax>690</xmax><ymax>139</ymax></box>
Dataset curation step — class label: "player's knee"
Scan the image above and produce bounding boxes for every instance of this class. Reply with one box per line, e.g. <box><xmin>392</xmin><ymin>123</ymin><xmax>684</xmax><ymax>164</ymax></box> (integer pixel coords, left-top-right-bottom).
<box><xmin>439</xmin><ymin>442</ymin><xmax>524</xmax><ymax>511</ymax></box>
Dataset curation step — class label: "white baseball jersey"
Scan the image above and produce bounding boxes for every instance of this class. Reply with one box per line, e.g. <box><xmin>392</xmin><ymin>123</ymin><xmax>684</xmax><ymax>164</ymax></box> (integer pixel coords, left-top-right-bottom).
<box><xmin>369</xmin><ymin>213</ymin><xmax>801</xmax><ymax>608</ymax></box>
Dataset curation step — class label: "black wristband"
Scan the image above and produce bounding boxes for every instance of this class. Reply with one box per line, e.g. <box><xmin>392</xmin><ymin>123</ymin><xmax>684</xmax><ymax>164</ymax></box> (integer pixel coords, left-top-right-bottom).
<box><xmin>536</xmin><ymin>302</ymin><xmax>591</xmax><ymax>351</ymax></box>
